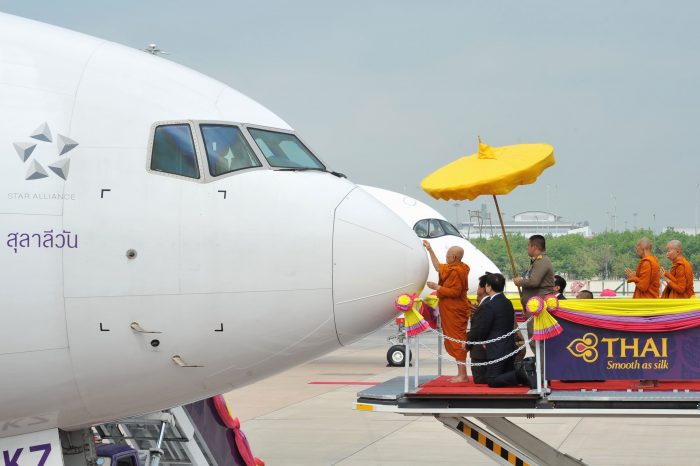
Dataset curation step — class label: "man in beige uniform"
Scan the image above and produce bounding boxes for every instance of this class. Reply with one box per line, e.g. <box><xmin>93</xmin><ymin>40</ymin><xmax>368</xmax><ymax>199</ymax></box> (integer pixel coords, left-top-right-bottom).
<box><xmin>514</xmin><ymin>234</ymin><xmax>555</xmax><ymax>351</ymax></box>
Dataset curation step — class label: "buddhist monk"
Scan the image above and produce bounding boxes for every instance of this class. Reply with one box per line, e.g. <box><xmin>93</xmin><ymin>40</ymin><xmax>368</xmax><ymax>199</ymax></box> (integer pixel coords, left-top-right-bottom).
<box><xmin>624</xmin><ymin>237</ymin><xmax>661</xmax><ymax>388</ymax></box>
<box><xmin>423</xmin><ymin>240</ymin><xmax>471</xmax><ymax>382</ymax></box>
<box><xmin>660</xmin><ymin>240</ymin><xmax>695</xmax><ymax>299</ymax></box>
<box><xmin>624</xmin><ymin>237</ymin><xmax>661</xmax><ymax>299</ymax></box>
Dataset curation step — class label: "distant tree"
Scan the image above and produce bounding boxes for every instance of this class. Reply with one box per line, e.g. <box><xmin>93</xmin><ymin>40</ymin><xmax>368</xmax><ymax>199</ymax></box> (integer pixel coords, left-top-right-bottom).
<box><xmin>467</xmin><ymin>231</ymin><xmax>699</xmax><ymax>281</ymax></box>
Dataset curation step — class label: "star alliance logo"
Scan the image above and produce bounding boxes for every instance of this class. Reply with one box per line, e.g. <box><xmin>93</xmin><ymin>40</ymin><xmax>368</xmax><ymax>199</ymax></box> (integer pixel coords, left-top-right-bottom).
<box><xmin>13</xmin><ymin>122</ymin><xmax>79</xmax><ymax>181</ymax></box>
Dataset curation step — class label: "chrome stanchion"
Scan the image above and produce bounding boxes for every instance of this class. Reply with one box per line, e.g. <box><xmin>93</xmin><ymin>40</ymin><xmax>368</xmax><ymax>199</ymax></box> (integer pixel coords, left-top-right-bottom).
<box><xmin>535</xmin><ymin>339</ymin><xmax>543</xmax><ymax>394</ymax></box>
<box><xmin>542</xmin><ymin>340</ymin><xmax>548</xmax><ymax>393</ymax></box>
<box><xmin>414</xmin><ymin>334</ymin><xmax>420</xmax><ymax>389</ymax></box>
<box><xmin>437</xmin><ymin>315</ymin><xmax>443</xmax><ymax>376</ymax></box>
<box><xmin>404</xmin><ymin>324</ymin><xmax>410</xmax><ymax>394</ymax></box>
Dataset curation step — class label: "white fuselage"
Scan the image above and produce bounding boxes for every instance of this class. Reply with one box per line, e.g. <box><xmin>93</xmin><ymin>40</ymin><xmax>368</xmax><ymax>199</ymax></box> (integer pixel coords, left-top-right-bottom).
<box><xmin>0</xmin><ymin>13</ymin><xmax>427</xmax><ymax>436</ymax></box>
<box><xmin>361</xmin><ymin>185</ymin><xmax>501</xmax><ymax>295</ymax></box>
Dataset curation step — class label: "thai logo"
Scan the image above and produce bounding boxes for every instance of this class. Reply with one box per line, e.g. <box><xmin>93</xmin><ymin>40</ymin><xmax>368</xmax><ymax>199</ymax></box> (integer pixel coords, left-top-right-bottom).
<box><xmin>567</xmin><ymin>333</ymin><xmax>599</xmax><ymax>363</ymax></box>
<box><xmin>13</xmin><ymin>122</ymin><xmax>78</xmax><ymax>180</ymax></box>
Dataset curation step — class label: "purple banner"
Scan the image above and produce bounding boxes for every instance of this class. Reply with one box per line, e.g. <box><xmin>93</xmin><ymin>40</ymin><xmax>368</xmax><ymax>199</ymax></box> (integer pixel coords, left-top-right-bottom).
<box><xmin>545</xmin><ymin>320</ymin><xmax>700</xmax><ymax>380</ymax></box>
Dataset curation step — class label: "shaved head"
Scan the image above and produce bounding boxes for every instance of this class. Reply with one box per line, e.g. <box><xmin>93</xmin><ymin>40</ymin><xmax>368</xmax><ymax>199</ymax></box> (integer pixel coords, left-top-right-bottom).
<box><xmin>667</xmin><ymin>240</ymin><xmax>682</xmax><ymax>251</ymax></box>
<box><xmin>634</xmin><ymin>237</ymin><xmax>653</xmax><ymax>259</ymax></box>
<box><xmin>637</xmin><ymin>237</ymin><xmax>652</xmax><ymax>249</ymax></box>
<box><xmin>447</xmin><ymin>246</ymin><xmax>464</xmax><ymax>262</ymax></box>
<box><xmin>666</xmin><ymin>239</ymin><xmax>683</xmax><ymax>261</ymax></box>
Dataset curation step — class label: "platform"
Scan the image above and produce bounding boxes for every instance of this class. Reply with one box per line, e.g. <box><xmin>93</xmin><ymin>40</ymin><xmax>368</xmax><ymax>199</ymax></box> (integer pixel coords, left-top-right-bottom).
<box><xmin>356</xmin><ymin>375</ymin><xmax>700</xmax><ymax>465</ymax></box>
<box><xmin>226</xmin><ymin>324</ymin><xmax>700</xmax><ymax>465</ymax></box>
<box><xmin>355</xmin><ymin>375</ymin><xmax>700</xmax><ymax>417</ymax></box>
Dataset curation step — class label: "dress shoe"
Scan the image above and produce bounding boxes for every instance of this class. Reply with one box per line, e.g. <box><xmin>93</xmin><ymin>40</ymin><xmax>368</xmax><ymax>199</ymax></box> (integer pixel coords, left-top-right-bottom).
<box><xmin>517</xmin><ymin>366</ymin><xmax>537</xmax><ymax>389</ymax></box>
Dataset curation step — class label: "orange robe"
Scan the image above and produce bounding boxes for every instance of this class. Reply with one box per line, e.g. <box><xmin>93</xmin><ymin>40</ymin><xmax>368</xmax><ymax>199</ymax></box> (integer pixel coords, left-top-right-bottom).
<box><xmin>437</xmin><ymin>262</ymin><xmax>471</xmax><ymax>361</ymax></box>
<box><xmin>661</xmin><ymin>255</ymin><xmax>695</xmax><ymax>299</ymax></box>
<box><xmin>627</xmin><ymin>255</ymin><xmax>661</xmax><ymax>299</ymax></box>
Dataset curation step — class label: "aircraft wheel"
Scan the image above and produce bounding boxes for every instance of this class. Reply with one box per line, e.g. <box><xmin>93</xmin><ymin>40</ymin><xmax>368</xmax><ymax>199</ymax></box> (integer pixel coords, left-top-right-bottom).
<box><xmin>387</xmin><ymin>345</ymin><xmax>412</xmax><ymax>367</ymax></box>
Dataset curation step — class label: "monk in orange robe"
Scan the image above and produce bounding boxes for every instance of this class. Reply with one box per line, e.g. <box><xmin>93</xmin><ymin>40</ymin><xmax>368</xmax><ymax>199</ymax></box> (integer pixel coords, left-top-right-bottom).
<box><xmin>660</xmin><ymin>240</ymin><xmax>695</xmax><ymax>299</ymax></box>
<box><xmin>624</xmin><ymin>237</ymin><xmax>661</xmax><ymax>388</ymax></box>
<box><xmin>624</xmin><ymin>237</ymin><xmax>660</xmax><ymax>299</ymax></box>
<box><xmin>423</xmin><ymin>240</ymin><xmax>471</xmax><ymax>382</ymax></box>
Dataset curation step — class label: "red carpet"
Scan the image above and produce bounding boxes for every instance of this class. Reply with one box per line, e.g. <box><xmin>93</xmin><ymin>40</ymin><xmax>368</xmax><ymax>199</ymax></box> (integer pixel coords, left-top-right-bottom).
<box><xmin>413</xmin><ymin>375</ymin><xmax>532</xmax><ymax>396</ymax></box>
<box><xmin>549</xmin><ymin>380</ymin><xmax>700</xmax><ymax>391</ymax></box>
<box><xmin>412</xmin><ymin>377</ymin><xmax>700</xmax><ymax>396</ymax></box>
<box><xmin>308</xmin><ymin>381</ymin><xmax>380</xmax><ymax>385</ymax></box>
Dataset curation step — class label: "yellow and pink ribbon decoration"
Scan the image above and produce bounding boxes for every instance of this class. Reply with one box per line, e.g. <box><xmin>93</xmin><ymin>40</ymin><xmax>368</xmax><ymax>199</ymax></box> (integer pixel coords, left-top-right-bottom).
<box><xmin>525</xmin><ymin>294</ymin><xmax>564</xmax><ymax>340</ymax></box>
<box><xmin>394</xmin><ymin>293</ymin><xmax>432</xmax><ymax>336</ymax></box>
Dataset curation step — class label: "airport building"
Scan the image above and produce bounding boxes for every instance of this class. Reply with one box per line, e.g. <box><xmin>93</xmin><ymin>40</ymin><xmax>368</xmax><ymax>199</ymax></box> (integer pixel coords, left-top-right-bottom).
<box><xmin>460</xmin><ymin>209</ymin><xmax>592</xmax><ymax>239</ymax></box>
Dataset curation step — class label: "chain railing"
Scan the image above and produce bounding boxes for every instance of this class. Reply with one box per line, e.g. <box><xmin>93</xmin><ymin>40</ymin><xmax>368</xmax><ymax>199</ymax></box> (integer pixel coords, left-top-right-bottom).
<box><xmin>418</xmin><ymin>339</ymin><xmax>528</xmax><ymax>366</ymax></box>
<box><xmin>437</xmin><ymin>316</ymin><xmax>532</xmax><ymax>347</ymax></box>
<box><xmin>401</xmin><ymin>315</ymin><xmax>544</xmax><ymax>394</ymax></box>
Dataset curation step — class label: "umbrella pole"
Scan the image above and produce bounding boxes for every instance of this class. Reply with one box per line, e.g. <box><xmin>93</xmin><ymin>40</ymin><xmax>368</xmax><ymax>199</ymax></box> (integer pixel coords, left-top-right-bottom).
<box><xmin>492</xmin><ymin>195</ymin><xmax>521</xmax><ymax>295</ymax></box>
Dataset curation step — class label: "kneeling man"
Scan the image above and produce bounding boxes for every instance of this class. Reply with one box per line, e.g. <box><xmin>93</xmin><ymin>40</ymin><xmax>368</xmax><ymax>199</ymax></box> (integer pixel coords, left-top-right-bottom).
<box><xmin>469</xmin><ymin>273</ymin><xmax>535</xmax><ymax>388</ymax></box>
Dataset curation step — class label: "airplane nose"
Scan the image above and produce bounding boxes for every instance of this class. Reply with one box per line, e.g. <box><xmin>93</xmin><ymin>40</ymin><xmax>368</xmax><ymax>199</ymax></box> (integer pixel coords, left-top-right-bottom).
<box><xmin>333</xmin><ymin>188</ymin><xmax>428</xmax><ymax>345</ymax></box>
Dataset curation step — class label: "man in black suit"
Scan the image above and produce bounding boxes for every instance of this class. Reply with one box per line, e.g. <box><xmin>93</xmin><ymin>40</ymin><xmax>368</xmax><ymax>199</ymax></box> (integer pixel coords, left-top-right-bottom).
<box><xmin>466</xmin><ymin>273</ymin><xmax>491</xmax><ymax>384</ymax></box>
<box><xmin>469</xmin><ymin>273</ymin><xmax>535</xmax><ymax>388</ymax></box>
<box><xmin>554</xmin><ymin>275</ymin><xmax>567</xmax><ymax>300</ymax></box>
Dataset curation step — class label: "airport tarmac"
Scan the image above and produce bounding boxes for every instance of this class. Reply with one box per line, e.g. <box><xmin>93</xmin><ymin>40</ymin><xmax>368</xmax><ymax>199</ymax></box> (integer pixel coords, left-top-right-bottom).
<box><xmin>224</xmin><ymin>326</ymin><xmax>700</xmax><ymax>466</ymax></box>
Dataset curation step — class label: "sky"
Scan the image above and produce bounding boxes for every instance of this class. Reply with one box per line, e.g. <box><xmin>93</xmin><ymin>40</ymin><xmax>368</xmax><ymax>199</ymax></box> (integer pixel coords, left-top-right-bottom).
<box><xmin>3</xmin><ymin>1</ymin><xmax>700</xmax><ymax>233</ymax></box>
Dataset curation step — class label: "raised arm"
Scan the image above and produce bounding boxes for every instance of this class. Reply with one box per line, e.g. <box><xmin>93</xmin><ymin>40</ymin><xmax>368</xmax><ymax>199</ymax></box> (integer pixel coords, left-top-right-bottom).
<box><xmin>423</xmin><ymin>240</ymin><xmax>441</xmax><ymax>273</ymax></box>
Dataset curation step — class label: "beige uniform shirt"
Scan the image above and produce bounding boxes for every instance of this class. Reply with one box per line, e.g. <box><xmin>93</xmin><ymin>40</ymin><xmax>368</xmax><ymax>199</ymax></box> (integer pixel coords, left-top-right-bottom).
<box><xmin>520</xmin><ymin>253</ymin><xmax>555</xmax><ymax>307</ymax></box>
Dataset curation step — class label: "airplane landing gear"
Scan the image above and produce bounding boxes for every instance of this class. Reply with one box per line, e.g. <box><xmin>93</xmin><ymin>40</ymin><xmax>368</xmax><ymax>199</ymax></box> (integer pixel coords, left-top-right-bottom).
<box><xmin>387</xmin><ymin>344</ymin><xmax>412</xmax><ymax>367</ymax></box>
<box><xmin>387</xmin><ymin>316</ymin><xmax>412</xmax><ymax>367</ymax></box>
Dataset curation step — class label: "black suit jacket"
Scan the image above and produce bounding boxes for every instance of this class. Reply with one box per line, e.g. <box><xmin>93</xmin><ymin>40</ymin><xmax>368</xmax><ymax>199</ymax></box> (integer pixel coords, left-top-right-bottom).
<box><xmin>469</xmin><ymin>293</ymin><xmax>516</xmax><ymax>361</ymax></box>
<box><xmin>467</xmin><ymin>299</ymin><xmax>490</xmax><ymax>360</ymax></box>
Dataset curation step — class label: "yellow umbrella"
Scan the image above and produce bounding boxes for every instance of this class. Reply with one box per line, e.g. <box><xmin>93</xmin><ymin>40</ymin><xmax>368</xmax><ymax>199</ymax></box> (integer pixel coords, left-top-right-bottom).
<box><xmin>421</xmin><ymin>139</ymin><xmax>555</xmax><ymax>280</ymax></box>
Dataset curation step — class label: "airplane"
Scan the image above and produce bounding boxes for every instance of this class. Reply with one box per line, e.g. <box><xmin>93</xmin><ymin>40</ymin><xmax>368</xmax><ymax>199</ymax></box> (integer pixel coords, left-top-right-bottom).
<box><xmin>0</xmin><ymin>10</ymin><xmax>428</xmax><ymax>455</ymax></box>
<box><xmin>360</xmin><ymin>185</ymin><xmax>501</xmax><ymax>295</ymax></box>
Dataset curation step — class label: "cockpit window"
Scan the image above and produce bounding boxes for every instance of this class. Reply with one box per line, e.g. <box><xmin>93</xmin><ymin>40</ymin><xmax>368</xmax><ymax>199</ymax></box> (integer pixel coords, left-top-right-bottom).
<box><xmin>428</xmin><ymin>219</ymin><xmax>445</xmax><ymax>238</ymax></box>
<box><xmin>440</xmin><ymin>220</ymin><xmax>462</xmax><ymax>237</ymax></box>
<box><xmin>413</xmin><ymin>218</ymin><xmax>463</xmax><ymax>239</ymax></box>
<box><xmin>413</xmin><ymin>219</ymin><xmax>429</xmax><ymax>238</ymax></box>
<box><xmin>200</xmin><ymin>125</ymin><xmax>261</xmax><ymax>176</ymax></box>
<box><xmin>247</xmin><ymin>128</ymin><xmax>325</xmax><ymax>169</ymax></box>
<box><xmin>150</xmin><ymin>124</ymin><xmax>200</xmax><ymax>179</ymax></box>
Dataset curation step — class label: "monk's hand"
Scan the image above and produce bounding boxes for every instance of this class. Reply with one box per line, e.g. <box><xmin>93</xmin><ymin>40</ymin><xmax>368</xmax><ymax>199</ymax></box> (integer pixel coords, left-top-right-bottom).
<box><xmin>624</xmin><ymin>267</ymin><xmax>634</xmax><ymax>278</ymax></box>
<box><xmin>422</xmin><ymin>240</ymin><xmax>432</xmax><ymax>251</ymax></box>
<box><xmin>660</xmin><ymin>266</ymin><xmax>666</xmax><ymax>276</ymax></box>
<box><xmin>513</xmin><ymin>276</ymin><xmax>523</xmax><ymax>286</ymax></box>
<box><xmin>426</xmin><ymin>281</ymin><xmax>439</xmax><ymax>290</ymax></box>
